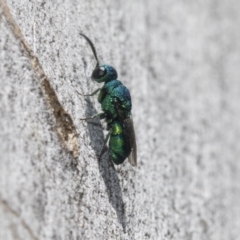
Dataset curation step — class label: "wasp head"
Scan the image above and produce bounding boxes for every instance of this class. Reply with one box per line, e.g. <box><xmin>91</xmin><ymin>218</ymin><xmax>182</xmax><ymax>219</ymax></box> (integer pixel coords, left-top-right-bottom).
<box><xmin>91</xmin><ymin>64</ymin><xmax>118</xmax><ymax>83</ymax></box>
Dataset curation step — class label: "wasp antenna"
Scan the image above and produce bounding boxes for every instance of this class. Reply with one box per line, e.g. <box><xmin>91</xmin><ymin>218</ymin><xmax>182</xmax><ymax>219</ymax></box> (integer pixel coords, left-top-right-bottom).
<box><xmin>79</xmin><ymin>33</ymin><xmax>100</xmax><ymax>68</ymax></box>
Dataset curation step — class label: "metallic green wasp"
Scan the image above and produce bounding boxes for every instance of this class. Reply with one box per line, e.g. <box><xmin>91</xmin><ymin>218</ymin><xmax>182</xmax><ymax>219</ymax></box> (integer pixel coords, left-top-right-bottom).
<box><xmin>78</xmin><ymin>33</ymin><xmax>137</xmax><ymax>166</ymax></box>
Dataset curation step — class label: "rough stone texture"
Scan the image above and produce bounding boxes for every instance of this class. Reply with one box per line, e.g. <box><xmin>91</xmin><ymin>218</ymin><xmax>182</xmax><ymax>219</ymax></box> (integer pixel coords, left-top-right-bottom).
<box><xmin>0</xmin><ymin>0</ymin><xmax>240</xmax><ymax>239</ymax></box>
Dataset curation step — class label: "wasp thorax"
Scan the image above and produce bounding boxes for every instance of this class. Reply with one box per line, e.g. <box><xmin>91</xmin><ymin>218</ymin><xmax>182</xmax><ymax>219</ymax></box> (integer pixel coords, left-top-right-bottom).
<box><xmin>91</xmin><ymin>64</ymin><xmax>118</xmax><ymax>82</ymax></box>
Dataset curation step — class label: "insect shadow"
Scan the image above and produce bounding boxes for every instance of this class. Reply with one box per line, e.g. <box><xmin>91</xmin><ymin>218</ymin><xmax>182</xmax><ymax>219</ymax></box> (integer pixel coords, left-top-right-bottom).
<box><xmin>83</xmin><ymin>87</ymin><xmax>127</xmax><ymax>232</ymax></box>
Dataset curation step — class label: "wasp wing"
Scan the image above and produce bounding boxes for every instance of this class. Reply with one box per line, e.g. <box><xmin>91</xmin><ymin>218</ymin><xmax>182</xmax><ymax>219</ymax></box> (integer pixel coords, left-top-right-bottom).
<box><xmin>113</xmin><ymin>98</ymin><xmax>137</xmax><ymax>166</ymax></box>
<box><xmin>123</xmin><ymin>116</ymin><xmax>137</xmax><ymax>166</ymax></box>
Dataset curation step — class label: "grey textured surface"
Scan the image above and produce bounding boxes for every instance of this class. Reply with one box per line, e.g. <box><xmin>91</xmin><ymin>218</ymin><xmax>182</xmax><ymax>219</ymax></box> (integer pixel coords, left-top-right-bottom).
<box><xmin>1</xmin><ymin>0</ymin><xmax>240</xmax><ymax>239</ymax></box>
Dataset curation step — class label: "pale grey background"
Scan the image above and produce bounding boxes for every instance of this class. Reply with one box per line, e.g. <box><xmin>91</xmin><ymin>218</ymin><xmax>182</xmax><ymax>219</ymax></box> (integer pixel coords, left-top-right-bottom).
<box><xmin>0</xmin><ymin>0</ymin><xmax>240</xmax><ymax>239</ymax></box>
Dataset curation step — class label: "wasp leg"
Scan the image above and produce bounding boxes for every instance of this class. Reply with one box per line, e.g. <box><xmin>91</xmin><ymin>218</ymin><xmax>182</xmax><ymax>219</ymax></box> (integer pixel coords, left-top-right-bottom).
<box><xmin>80</xmin><ymin>112</ymin><xmax>105</xmax><ymax>121</ymax></box>
<box><xmin>98</xmin><ymin>130</ymin><xmax>116</xmax><ymax>170</ymax></box>
<box><xmin>98</xmin><ymin>130</ymin><xmax>112</xmax><ymax>161</ymax></box>
<box><xmin>76</xmin><ymin>88</ymin><xmax>101</xmax><ymax>97</ymax></box>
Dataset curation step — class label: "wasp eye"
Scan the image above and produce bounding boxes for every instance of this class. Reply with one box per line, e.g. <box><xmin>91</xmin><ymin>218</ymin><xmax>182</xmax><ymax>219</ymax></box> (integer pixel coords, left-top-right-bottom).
<box><xmin>92</xmin><ymin>66</ymin><xmax>107</xmax><ymax>79</ymax></box>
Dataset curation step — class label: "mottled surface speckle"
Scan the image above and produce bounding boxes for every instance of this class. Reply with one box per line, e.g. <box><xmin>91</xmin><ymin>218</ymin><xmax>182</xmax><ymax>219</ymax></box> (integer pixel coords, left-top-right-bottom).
<box><xmin>0</xmin><ymin>0</ymin><xmax>240</xmax><ymax>239</ymax></box>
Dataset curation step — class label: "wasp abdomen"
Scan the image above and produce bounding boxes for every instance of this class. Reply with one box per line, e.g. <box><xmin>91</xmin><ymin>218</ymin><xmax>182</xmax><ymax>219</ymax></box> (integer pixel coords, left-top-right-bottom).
<box><xmin>109</xmin><ymin>121</ymin><xmax>131</xmax><ymax>165</ymax></box>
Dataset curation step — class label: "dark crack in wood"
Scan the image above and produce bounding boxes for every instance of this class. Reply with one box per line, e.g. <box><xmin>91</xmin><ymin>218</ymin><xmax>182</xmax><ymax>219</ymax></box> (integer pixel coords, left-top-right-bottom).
<box><xmin>0</xmin><ymin>0</ymin><xmax>79</xmax><ymax>157</ymax></box>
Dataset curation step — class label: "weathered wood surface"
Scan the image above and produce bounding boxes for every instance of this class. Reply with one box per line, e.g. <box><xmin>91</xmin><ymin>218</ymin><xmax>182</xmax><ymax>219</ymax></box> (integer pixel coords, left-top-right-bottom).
<box><xmin>0</xmin><ymin>0</ymin><xmax>240</xmax><ymax>239</ymax></box>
